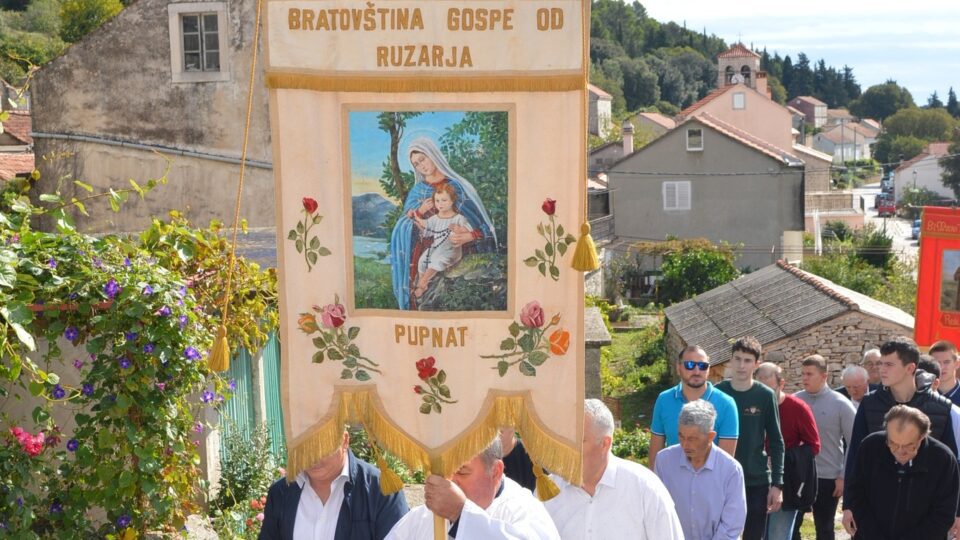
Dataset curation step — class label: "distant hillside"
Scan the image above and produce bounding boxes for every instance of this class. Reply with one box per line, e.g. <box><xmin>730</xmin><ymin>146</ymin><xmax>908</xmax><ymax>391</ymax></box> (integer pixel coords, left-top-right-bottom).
<box><xmin>352</xmin><ymin>192</ymin><xmax>394</xmax><ymax>238</ymax></box>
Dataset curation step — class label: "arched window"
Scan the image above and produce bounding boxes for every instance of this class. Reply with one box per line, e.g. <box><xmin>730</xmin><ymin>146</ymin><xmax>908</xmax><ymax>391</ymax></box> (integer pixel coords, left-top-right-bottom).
<box><xmin>740</xmin><ymin>65</ymin><xmax>752</xmax><ymax>84</ymax></box>
<box><xmin>725</xmin><ymin>66</ymin><xmax>735</xmax><ymax>84</ymax></box>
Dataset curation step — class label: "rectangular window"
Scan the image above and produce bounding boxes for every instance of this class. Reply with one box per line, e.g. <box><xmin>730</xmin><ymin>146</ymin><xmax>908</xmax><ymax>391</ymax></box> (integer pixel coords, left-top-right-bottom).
<box><xmin>662</xmin><ymin>181</ymin><xmax>691</xmax><ymax>211</ymax></box>
<box><xmin>733</xmin><ymin>92</ymin><xmax>746</xmax><ymax>109</ymax></box>
<box><xmin>182</xmin><ymin>13</ymin><xmax>220</xmax><ymax>72</ymax></box>
<box><xmin>686</xmin><ymin>128</ymin><xmax>703</xmax><ymax>151</ymax></box>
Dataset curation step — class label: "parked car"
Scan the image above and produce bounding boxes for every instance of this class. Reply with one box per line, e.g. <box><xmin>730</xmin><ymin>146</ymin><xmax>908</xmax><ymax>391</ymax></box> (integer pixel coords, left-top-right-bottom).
<box><xmin>877</xmin><ymin>196</ymin><xmax>896</xmax><ymax>217</ymax></box>
<box><xmin>912</xmin><ymin>219</ymin><xmax>922</xmax><ymax>240</ymax></box>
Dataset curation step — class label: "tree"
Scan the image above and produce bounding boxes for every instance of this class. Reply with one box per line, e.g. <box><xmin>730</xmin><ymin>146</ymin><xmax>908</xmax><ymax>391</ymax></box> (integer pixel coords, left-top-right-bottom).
<box><xmin>59</xmin><ymin>0</ymin><xmax>122</xmax><ymax>43</ymax></box>
<box><xmin>883</xmin><ymin>107</ymin><xmax>957</xmax><ymax>141</ymax></box>
<box><xmin>848</xmin><ymin>80</ymin><xmax>915</xmax><ymax>121</ymax></box>
<box><xmin>928</xmin><ymin>91</ymin><xmax>945</xmax><ymax>109</ymax></box>
<box><xmin>872</xmin><ymin>135</ymin><xmax>926</xmax><ymax>165</ymax></box>
<box><xmin>618</xmin><ymin>56</ymin><xmax>660</xmax><ymax>110</ymax></box>
<box><xmin>948</xmin><ymin>88</ymin><xmax>960</xmax><ymax>118</ymax></box>
<box><xmin>767</xmin><ymin>75</ymin><xmax>787</xmax><ymax>105</ymax></box>
<box><xmin>941</xmin><ymin>141</ymin><xmax>960</xmax><ymax>199</ymax></box>
<box><xmin>23</xmin><ymin>0</ymin><xmax>63</xmax><ymax>35</ymax></box>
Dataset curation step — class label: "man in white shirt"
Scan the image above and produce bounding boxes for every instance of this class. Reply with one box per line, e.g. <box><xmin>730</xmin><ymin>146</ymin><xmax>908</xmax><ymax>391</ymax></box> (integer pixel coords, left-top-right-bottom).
<box><xmin>259</xmin><ymin>430</ymin><xmax>409</xmax><ymax>540</ymax></box>
<box><xmin>386</xmin><ymin>437</ymin><xmax>559</xmax><ymax>540</ymax></box>
<box><xmin>545</xmin><ymin>399</ymin><xmax>684</xmax><ymax>540</ymax></box>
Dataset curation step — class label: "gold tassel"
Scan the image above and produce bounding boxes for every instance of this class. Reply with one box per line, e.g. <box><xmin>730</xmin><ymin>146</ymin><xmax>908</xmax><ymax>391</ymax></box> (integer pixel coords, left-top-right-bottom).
<box><xmin>533</xmin><ymin>464</ymin><xmax>561</xmax><ymax>501</ymax></box>
<box><xmin>570</xmin><ymin>222</ymin><xmax>599</xmax><ymax>272</ymax></box>
<box><xmin>376</xmin><ymin>455</ymin><xmax>405</xmax><ymax>496</ymax></box>
<box><xmin>208</xmin><ymin>325</ymin><xmax>230</xmax><ymax>372</ymax></box>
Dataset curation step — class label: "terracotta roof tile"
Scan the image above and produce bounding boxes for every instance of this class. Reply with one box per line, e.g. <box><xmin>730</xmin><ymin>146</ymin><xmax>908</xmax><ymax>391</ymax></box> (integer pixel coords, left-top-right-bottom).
<box><xmin>895</xmin><ymin>142</ymin><xmax>953</xmax><ymax>172</ymax></box>
<box><xmin>717</xmin><ymin>43</ymin><xmax>761</xmax><ymax>59</ymax></box>
<box><xmin>691</xmin><ymin>113</ymin><xmax>804</xmax><ymax>166</ymax></box>
<box><xmin>678</xmin><ymin>87</ymin><xmax>727</xmax><ymax>118</ymax></box>
<box><xmin>2</xmin><ymin>110</ymin><xmax>31</xmax><ymax>145</ymax></box>
<box><xmin>636</xmin><ymin>112</ymin><xmax>676</xmax><ymax>130</ymax></box>
<box><xmin>588</xmin><ymin>83</ymin><xmax>612</xmax><ymax>100</ymax></box>
<box><xmin>0</xmin><ymin>152</ymin><xmax>34</xmax><ymax>180</ymax></box>
<box><xmin>791</xmin><ymin>96</ymin><xmax>827</xmax><ymax>107</ymax></box>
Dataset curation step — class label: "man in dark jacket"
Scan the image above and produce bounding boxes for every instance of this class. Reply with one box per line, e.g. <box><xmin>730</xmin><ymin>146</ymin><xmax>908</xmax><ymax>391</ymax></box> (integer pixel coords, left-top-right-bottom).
<box><xmin>842</xmin><ymin>336</ymin><xmax>959</xmax><ymax>534</ymax></box>
<box><xmin>845</xmin><ymin>405</ymin><xmax>959</xmax><ymax>539</ymax></box>
<box><xmin>259</xmin><ymin>430</ymin><xmax>409</xmax><ymax>540</ymax></box>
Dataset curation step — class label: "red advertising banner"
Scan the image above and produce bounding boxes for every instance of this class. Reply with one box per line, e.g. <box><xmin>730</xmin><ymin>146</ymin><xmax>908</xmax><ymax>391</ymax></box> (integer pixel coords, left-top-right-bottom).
<box><xmin>914</xmin><ymin>207</ymin><xmax>960</xmax><ymax>346</ymax></box>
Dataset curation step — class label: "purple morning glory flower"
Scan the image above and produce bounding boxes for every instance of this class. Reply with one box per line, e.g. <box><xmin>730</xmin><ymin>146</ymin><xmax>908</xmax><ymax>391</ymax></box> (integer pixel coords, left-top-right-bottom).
<box><xmin>16</xmin><ymin>497</ymin><xmax>23</xmax><ymax>507</ymax></box>
<box><xmin>66</xmin><ymin>439</ymin><xmax>79</xmax><ymax>452</ymax></box>
<box><xmin>143</xmin><ymin>343</ymin><xmax>155</xmax><ymax>354</ymax></box>
<box><xmin>81</xmin><ymin>383</ymin><xmax>94</xmax><ymax>396</ymax></box>
<box><xmin>216</xmin><ymin>394</ymin><xmax>224</xmax><ymax>402</ymax></box>
<box><xmin>104</xmin><ymin>278</ymin><xmax>120</xmax><ymax>299</ymax></box>
<box><xmin>68</xmin><ymin>292</ymin><xmax>79</xmax><ymax>300</ymax></box>
<box><xmin>64</xmin><ymin>326</ymin><xmax>79</xmax><ymax>341</ymax></box>
<box><xmin>116</xmin><ymin>514</ymin><xmax>131</xmax><ymax>528</ymax></box>
<box><xmin>124</xmin><ymin>332</ymin><xmax>137</xmax><ymax>342</ymax></box>
<box><xmin>184</xmin><ymin>347</ymin><xmax>200</xmax><ymax>361</ymax></box>
<box><xmin>228</xmin><ymin>379</ymin><xmax>237</xmax><ymax>391</ymax></box>
<box><xmin>123</xmin><ymin>257</ymin><xmax>131</xmax><ymax>267</ymax></box>
<box><xmin>155</xmin><ymin>382</ymin><xmax>166</xmax><ymax>391</ymax></box>
<box><xmin>48</xmin><ymin>257</ymin><xmax>57</xmax><ymax>269</ymax></box>
<box><xmin>193</xmin><ymin>422</ymin><xmax>203</xmax><ymax>434</ymax></box>
<box><xmin>52</xmin><ymin>385</ymin><xmax>66</xmax><ymax>399</ymax></box>
<box><xmin>73</xmin><ymin>359</ymin><xmax>83</xmax><ymax>369</ymax></box>
<box><xmin>50</xmin><ymin>502</ymin><xmax>62</xmax><ymax>513</ymax></box>
<box><xmin>178</xmin><ymin>285</ymin><xmax>187</xmax><ymax>297</ymax></box>
<box><xmin>158</xmin><ymin>306</ymin><xmax>172</xmax><ymax>317</ymax></box>
<box><xmin>119</xmin><ymin>358</ymin><xmax>131</xmax><ymax>369</ymax></box>
<box><xmin>179</xmin><ymin>315</ymin><xmax>188</xmax><ymax>329</ymax></box>
<box><xmin>201</xmin><ymin>390</ymin><xmax>214</xmax><ymax>403</ymax></box>
<box><xmin>92</xmin><ymin>256</ymin><xmax>103</xmax><ymax>269</ymax></box>
<box><xmin>142</xmin><ymin>285</ymin><xmax>153</xmax><ymax>295</ymax></box>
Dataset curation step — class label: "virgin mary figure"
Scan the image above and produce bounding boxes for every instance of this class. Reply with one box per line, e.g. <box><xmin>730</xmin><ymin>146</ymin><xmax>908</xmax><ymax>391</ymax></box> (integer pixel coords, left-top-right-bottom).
<box><xmin>389</xmin><ymin>137</ymin><xmax>497</xmax><ymax>310</ymax></box>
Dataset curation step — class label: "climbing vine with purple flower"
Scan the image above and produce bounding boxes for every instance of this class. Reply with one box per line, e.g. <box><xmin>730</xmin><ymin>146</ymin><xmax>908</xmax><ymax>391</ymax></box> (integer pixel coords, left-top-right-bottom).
<box><xmin>297</xmin><ymin>295</ymin><xmax>380</xmax><ymax>381</ymax></box>
<box><xmin>287</xmin><ymin>197</ymin><xmax>331</xmax><ymax>271</ymax></box>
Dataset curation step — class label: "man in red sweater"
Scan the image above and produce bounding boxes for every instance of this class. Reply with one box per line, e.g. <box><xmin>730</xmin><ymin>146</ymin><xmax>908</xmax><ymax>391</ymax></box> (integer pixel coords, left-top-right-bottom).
<box><xmin>757</xmin><ymin>362</ymin><xmax>821</xmax><ymax>540</ymax></box>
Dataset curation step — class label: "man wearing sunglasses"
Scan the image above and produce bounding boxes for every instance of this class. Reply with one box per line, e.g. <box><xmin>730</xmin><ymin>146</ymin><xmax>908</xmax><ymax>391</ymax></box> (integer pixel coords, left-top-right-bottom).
<box><xmin>845</xmin><ymin>405</ymin><xmax>958</xmax><ymax>539</ymax></box>
<box><xmin>649</xmin><ymin>345</ymin><xmax>739</xmax><ymax>471</ymax></box>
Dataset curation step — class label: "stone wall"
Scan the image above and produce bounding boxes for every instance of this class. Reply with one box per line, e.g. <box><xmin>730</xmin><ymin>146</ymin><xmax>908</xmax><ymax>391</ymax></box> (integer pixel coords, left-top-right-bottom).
<box><xmin>763</xmin><ymin>311</ymin><xmax>911</xmax><ymax>392</ymax></box>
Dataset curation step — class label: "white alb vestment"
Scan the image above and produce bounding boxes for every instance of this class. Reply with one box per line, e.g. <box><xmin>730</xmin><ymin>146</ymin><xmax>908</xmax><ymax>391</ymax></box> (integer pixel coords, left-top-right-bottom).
<box><xmin>544</xmin><ymin>454</ymin><xmax>683</xmax><ymax>540</ymax></box>
<box><xmin>386</xmin><ymin>477</ymin><xmax>559</xmax><ymax>540</ymax></box>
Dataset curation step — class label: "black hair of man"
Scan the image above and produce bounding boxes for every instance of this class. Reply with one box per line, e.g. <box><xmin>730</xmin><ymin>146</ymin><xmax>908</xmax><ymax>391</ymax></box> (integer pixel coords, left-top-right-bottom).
<box><xmin>918</xmin><ymin>356</ymin><xmax>940</xmax><ymax>378</ymax></box>
<box><xmin>879</xmin><ymin>336</ymin><xmax>920</xmax><ymax>366</ymax></box>
<box><xmin>731</xmin><ymin>336</ymin><xmax>762</xmax><ymax>361</ymax></box>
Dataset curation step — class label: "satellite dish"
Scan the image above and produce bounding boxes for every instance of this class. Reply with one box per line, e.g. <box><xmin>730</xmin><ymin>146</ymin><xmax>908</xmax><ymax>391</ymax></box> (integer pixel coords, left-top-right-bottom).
<box><xmin>731</xmin><ymin>73</ymin><xmax>745</xmax><ymax>84</ymax></box>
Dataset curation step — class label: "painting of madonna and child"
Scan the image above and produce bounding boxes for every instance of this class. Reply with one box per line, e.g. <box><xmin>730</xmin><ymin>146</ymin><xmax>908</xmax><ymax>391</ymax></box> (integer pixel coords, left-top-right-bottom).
<box><xmin>349</xmin><ymin>110</ymin><xmax>508</xmax><ymax>312</ymax></box>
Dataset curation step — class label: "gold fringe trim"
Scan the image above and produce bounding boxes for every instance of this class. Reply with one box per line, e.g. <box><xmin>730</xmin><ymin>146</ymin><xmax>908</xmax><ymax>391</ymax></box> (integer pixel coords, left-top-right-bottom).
<box><xmin>570</xmin><ymin>222</ymin><xmax>600</xmax><ymax>272</ymax></box>
<box><xmin>265</xmin><ymin>72</ymin><xmax>585</xmax><ymax>93</ymax></box>
<box><xmin>285</xmin><ymin>390</ymin><xmax>581</xmax><ymax>486</ymax></box>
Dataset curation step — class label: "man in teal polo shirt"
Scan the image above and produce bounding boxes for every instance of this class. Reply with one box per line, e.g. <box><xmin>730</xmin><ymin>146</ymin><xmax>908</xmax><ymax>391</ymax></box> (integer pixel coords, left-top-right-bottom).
<box><xmin>648</xmin><ymin>344</ymin><xmax>739</xmax><ymax>471</ymax></box>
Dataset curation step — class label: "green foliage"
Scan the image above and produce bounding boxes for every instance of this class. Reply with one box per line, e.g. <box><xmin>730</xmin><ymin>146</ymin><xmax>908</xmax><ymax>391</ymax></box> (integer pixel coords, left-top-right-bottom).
<box><xmin>600</xmin><ymin>321</ymin><xmax>668</xmax><ymax>397</ymax></box>
<box><xmin>348</xmin><ymin>426</ymin><xmax>424</xmax><ymax>484</ymax></box>
<box><xmin>376</xmin><ymin>112</ymin><xmax>420</xmax><ymax>234</ymax></box>
<box><xmin>801</xmin><ymin>253</ymin><xmax>917</xmax><ymax>315</ymax></box>
<box><xmin>883</xmin><ymin>107</ymin><xmax>958</xmax><ymax>141</ymax></box>
<box><xmin>211</xmin><ymin>425</ymin><xmax>277</xmax><ymax>513</ymax></box>
<box><xmin>0</xmin><ymin>29</ymin><xmax>66</xmax><ymax>82</ymax></box>
<box><xmin>352</xmin><ymin>256</ymin><xmax>395</xmax><ymax>309</ymax></box>
<box><xmin>873</xmin><ymin>134</ymin><xmax>927</xmax><ymax>165</ymax></box>
<box><xmin>824</xmin><ymin>220</ymin><xmax>852</xmax><ymax>242</ymax></box>
<box><xmin>23</xmin><ymin>0</ymin><xmax>61</xmax><ymax>34</ymax></box>
<box><xmin>940</xmin><ymin>141</ymin><xmax>960</xmax><ymax>199</ymax></box>
<box><xmin>899</xmin><ymin>187</ymin><xmax>940</xmax><ymax>219</ymax></box>
<box><xmin>440</xmin><ymin>111</ymin><xmax>509</xmax><ymax>246</ymax></box>
<box><xmin>848</xmin><ymin>80</ymin><xmax>915</xmax><ymax>121</ymax></box>
<box><xmin>59</xmin><ymin>0</ymin><xmax>121</xmax><ymax>43</ymax></box>
<box><xmin>854</xmin><ymin>225</ymin><xmax>893</xmax><ymax>268</ymax></box>
<box><xmin>419</xmin><ymin>253</ymin><xmax>507</xmax><ymax>311</ymax></box>
<box><xmin>0</xmin><ymin>162</ymin><xmax>277</xmax><ymax>536</ymax></box>
<box><xmin>611</xmin><ymin>426</ymin><xmax>651</xmax><ymax>462</ymax></box>
<box><xmin>657</xmin><ymin>245</ymin><xmax>739</xmax><ymax>305</ymax></box>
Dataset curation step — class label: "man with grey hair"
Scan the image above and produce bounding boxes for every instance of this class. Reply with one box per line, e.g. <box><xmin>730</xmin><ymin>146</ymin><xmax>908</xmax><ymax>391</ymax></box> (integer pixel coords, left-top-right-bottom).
<box><xmin>836</xmin><ymin>365</ymin><xmax>870</xmax><ymax>409</ymax></box>
<box><xmin>386</xmin><ymin>436</ymin><xmax>559</xmax><ymax>539</ymax></box>
<box><xmin>546</xmin><ymin>399</ymin><xmax>683</xmax><ymax>539</ymax></box>
<box><xmin>655</xmin><ymin>400</ymin><xmax>747</xmax><ymax>540</ymax></box>
<box><xmin>861</xmin><ymin>348</ymin><xmax>882</xmax><ymax>389</ymax></box>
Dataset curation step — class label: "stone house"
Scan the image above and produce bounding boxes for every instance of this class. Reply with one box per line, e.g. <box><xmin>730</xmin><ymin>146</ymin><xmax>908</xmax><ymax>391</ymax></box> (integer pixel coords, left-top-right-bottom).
<box><xmin>30</xmin><ymin>0</ymin><xmax>273</xmax><ymax>232</ymax></box>
<box><xmin>588</xmin><ymin>83</ymin><xmax>613</xmax><ymax>138</ymax></box>
<box><xmin>607</xmin><ymin>112</ymin><xmax>806</xmax><ymax>270</ymax></box>
<box><xmin>788</xmin><ymin>96</ymin><xmax>827</xmax><ymax>129</ymax></box>
<box><xmin>664</xmin><ymin>261</ymin><xmax>914</xmax><ymax>391</ymax></box>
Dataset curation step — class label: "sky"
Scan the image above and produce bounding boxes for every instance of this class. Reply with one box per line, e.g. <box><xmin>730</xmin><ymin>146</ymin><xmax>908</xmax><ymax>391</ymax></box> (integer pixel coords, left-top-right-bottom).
<box><xmin>638</xmin><ymin>0</ymin><xmax>960</xmax><ymax>103</ymax></box>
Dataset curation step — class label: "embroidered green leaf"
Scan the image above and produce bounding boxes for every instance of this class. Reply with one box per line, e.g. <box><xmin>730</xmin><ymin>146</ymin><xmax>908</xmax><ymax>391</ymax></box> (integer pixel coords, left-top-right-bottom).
<box><xmin>545</xmin><ymin>242</ymin><xmax>554</xmax><ymax>257</ymax></box>
<box><xmin>420</xmin><ymin>403</ymin><xmax>432</xmax><ymax>414</ymax></box>
<box><xmin>497</xmin><ymin>361</ymin><xmax>509</xmax><ymax>377</ymax></box>
<box><xmin>327</xmin><ymin>348</ymin><xmax>343</xmax><ymax>361</ymax></box>
<box><xmin>527</xmin><ymin>350</ymin><xmax>549</xmax><ymax>366</ymax></box>
<box><xmin>348</xmin><ymin>326</ymin><xmax>360</xmax><ymax>340</ymax></box>
<box><xmin>509</xmin><ymin>321</ymin><xmax>520</xmax><ymax>337</ymax></box>
<box><xmin>518</xmin><ymin>333</ymin><xmax>535</xmax><ymax>353</ymax></box>
<box><xmin>519</xmin><ymin>361</ymin><xmax>536</xmax><ymax>376</ymax></box>
<box><xmin>437</xmin><ymin>370</ymin><xmax>447</xmax><ymax>384</ymax></box>
<box><xmin>312</xmin><ymin>350</ymin><xmax>325</xmax><ymax>363</ymax></box>
<box><xmin>340</xmin><ymin>368</ymin><xmax>353</xmax><ymax>379</ymax></box>
<box><xmin>287</xmin><ymin>230</ymin><xmax>298</xmax><ymax>240</ymax></box>
<box><xmin>556</xmin><ymin>224</ymin><xmax>565</xmax><ymax>237</ymax></box>
<box><xmin>318</xmin><ymin>247</ymin><xmax>332</xmax><ymax>256</ymax></box>
<box><xmin>355</xmin><ymin>370</ymin><xmax>371</xmax><ymax>382</ymax></box>
<box><xmin>500</xmin><ymin>338</ymin><xmax>516</xmax><ymax>351</ymax></box>
<box><xmin>523</xmin><ymin>257</ymin><xmax>539</xmax><ymax>267</ymax></box>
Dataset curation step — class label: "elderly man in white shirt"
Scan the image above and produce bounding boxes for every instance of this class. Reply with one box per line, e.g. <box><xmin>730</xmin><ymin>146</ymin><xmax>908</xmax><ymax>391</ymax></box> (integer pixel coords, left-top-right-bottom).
<box><xmin>545</xmin><ymin>399</ymin><xmax>684</xmax><ymax>540</ymax></box>
<box><xmin>386</xmin><ymin>436</ymin><xmax>559</xmax><ymax>540</ymax></box>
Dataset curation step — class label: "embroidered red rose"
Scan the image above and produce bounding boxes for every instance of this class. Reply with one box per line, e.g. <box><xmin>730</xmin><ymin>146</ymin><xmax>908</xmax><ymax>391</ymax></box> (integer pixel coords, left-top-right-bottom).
<box><xmin>416</xmin><ymin>356</ymin><xmax>438</xmax><ymax>380</ymax></box>
<box><xmin>302</xmin><ymin>197</ymin><xmax>319</xmax><ymax>214</ymax></box>
<box><xmin>541</xmin><ymin>198</ymin><xmax>556</xmax><ymax>216</ymax></box>
<box><xmin>319</xmin><ymin>303</ymin><xmax>346</xmax><ymax>328</ymax></box>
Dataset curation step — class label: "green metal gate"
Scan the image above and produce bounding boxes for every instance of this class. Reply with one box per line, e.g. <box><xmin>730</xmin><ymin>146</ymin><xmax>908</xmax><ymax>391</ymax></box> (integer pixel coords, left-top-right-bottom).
<box><xmin>261</xmin><ymin>332</ymin><xmax>286</xmax><ymax>461</ymax></box>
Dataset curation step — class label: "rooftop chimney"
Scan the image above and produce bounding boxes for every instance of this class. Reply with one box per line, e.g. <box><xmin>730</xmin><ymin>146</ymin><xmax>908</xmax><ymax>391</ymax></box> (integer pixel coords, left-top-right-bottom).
<box><xmin>622</xmin><ymin>120</ymin><xmax>634</xmax><ymax>156</ymax></box>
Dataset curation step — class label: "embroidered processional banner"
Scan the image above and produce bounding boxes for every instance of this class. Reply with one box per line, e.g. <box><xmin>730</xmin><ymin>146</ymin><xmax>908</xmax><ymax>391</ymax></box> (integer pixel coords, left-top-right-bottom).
<box><xmin>265</xmin><ymin>0</ymin><xmax>587</xmax><ymax>484</ymax></box>
<box><xmin>915</xmin><ymin>207</ymin><xmax>960</xmax><ymax>347</ymax></box>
